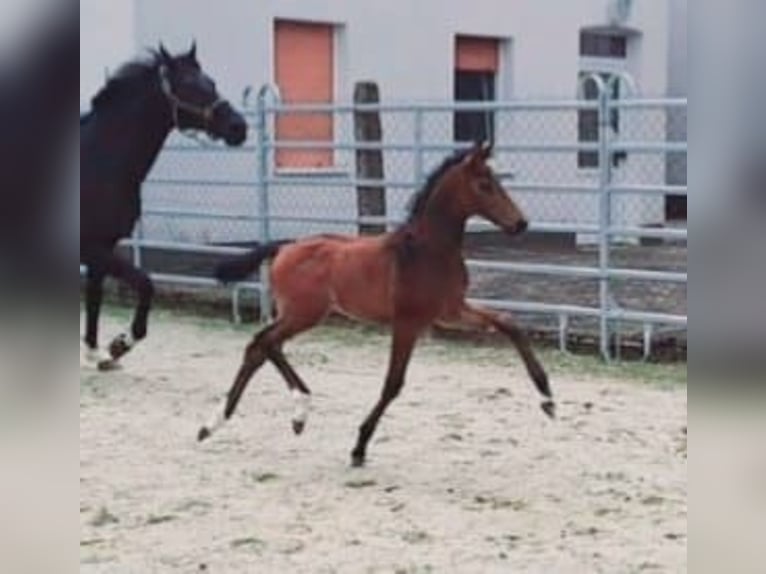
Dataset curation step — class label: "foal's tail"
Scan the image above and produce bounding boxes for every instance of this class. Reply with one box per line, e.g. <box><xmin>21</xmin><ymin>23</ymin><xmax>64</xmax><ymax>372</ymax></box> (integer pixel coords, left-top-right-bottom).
<box><xmin>214</xmin><ymin>240</ymin><xmax>292</xmax><ymax>283</ymax></box>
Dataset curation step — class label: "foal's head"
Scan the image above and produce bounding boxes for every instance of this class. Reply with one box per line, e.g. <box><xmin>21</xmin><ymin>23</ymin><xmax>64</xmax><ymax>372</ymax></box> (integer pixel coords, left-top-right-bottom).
<box><xmin>441</xmin><ymin>142</ymin><xmax>528</xmax><ymax>235</ymax></box>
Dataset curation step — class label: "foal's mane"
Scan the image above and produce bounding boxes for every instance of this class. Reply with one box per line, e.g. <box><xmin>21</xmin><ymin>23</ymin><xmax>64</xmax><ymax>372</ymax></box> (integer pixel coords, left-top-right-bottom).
<box><xmin>405</xmin><ymin>147</ymin><xmax>472</xmax><ymax>223</ymax></box>
<box><xmin>91</xmin><ymin>50</ymin><xmax>162</xmax><ymax>112</ymax></box>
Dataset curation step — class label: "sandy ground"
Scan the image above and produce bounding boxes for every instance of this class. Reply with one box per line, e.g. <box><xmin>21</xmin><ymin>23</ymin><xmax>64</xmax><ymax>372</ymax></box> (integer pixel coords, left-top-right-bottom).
<box><xmin>80</xmin><ymin>308</ymin><xmax>687</xmax><ymax>573</ymax></box>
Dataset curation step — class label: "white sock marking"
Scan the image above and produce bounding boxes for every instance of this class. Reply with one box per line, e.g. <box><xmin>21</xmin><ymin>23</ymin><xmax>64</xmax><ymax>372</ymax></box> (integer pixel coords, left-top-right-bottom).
<box><xmin>292</xmin><ymin>389</ymin><xmax>311</xmax><ymax>425</ymax></box>
<box><xmin>85</xmin><ymin>347</ymin><xmax>107</xmax><ymax>363</ymax></box>
<box><xmin>204</xmin><ymin>401</ymin><xmax>226</xmax><ymax>437</ymax></box>
<box><xmin>121</xmin><ymin>332</ymin><xmax>136</xmax><ymax>348</ymax></box>
<box><xmin>83</xmin><ymin>345</ymin><xmax>113</xmax><ymax>368</ymax></box>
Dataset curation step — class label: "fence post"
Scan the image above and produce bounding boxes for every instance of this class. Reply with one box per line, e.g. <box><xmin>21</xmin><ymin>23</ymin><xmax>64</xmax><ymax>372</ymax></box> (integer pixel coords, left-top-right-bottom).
<box><xmin>353</xmin><ymin>82</ymin><xmax>386</xmax><ymax>235</ymax></box>
<box><xmin>598</xmin><ymin>83</ymin><xmax>613</xmax><ymax>361</ymax></box>
<box><xmin>413</xmin><ymin>107</ymin><xmax>425</xmax><ymax>189</ymax></box>
<box><xmin>255</xmin><ymin>86</ymin><xmax>274</xmax><ymax>322</ymax></box>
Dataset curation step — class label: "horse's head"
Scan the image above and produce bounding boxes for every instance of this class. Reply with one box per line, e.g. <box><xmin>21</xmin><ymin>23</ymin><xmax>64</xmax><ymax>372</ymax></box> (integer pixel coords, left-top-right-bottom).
<box><xmin>452</xmin><ymin>142</ymin><xmax>528</xmax><ymax>235</ymax></box>
<box><xmin>157</xmin><ymin>43</ymin><xmax>247</xmax><ymax>146</ymax></box>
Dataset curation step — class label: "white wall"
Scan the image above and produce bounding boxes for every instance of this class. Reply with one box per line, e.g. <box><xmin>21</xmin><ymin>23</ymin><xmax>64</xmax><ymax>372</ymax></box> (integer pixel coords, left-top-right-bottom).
<box><xmin>134</xmin><ymin>0</ymin><xmax>669</xmax><ymax>102</ymax></box>
<box><xmin>132</xmin><ymin>0</ymin><xmax>674</xmax><ymax>243</ymax></box>
<box><xmin>80</xmin><ymin>0</ymin><xmax>136</xmax><ymax>112</ymax></box>
<box><xmin>668</xmin><ymin>0</ymin><xmax>687</xmax><ymax>97</ymax></box>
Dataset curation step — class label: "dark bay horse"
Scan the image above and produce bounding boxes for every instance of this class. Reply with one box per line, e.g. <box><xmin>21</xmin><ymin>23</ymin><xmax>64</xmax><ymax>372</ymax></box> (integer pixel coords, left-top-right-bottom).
<box><xmin>81</xmin><ymin>44</ymin><xmax>247</xmax><ymax>369</ymax></box>
<box><xmin>200</xmin><ymin>143</ymin><xmax>555</xmax><ymax>467</ymax></box>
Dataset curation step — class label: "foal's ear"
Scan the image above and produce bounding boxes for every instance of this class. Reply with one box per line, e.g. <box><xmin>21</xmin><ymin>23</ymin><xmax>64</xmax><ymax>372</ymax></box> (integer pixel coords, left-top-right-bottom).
<box><xmin>463</xmin><ymin>141</ymin><xmax>487</xmax><ymax>171</ymax></box>
<box><xmin>188</xmin><ymin>40</ymin><xmax>197</xmax><ymax>61</ymax></box>
<box><xmin>480</xmin><ymin>140</ymin><xmax>493</xmax><ymax>160</ymax></box>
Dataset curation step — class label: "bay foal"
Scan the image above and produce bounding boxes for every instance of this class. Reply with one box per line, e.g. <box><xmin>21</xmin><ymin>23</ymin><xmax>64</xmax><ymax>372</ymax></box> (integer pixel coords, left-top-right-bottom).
<box><xmin>200</xmin><ymin>143</ymin><xmax>554</xmax><ymax>466</ymax></box>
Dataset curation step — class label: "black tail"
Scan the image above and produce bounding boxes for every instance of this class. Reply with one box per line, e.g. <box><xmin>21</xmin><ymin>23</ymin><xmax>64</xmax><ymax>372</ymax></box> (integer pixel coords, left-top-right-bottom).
<box><xmin>214</xmin><ymin>240</ymin><xmax>292</xmax><ymax>284</ymax></box>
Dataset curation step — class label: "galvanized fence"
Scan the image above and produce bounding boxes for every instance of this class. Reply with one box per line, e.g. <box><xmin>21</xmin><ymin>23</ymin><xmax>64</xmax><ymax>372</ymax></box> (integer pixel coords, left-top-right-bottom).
<box><xmin>120</xmin><ymin>79</ymin><xmax>686</xmax><ymax>360</ymax></box>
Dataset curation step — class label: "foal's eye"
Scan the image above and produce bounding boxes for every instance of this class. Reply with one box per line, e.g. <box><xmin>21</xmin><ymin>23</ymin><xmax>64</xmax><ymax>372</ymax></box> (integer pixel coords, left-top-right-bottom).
<box><xmin>478</xmin><ymin>180</ymin><xmax>494</xmax><ymax>194</ymax></box>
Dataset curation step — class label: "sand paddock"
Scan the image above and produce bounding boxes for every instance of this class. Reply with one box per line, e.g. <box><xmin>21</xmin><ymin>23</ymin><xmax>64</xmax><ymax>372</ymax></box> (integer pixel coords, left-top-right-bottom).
<box><xmin>80</xmin><ymin>307</ymin><xmax>686</xmax><ymax>573</ymax></box>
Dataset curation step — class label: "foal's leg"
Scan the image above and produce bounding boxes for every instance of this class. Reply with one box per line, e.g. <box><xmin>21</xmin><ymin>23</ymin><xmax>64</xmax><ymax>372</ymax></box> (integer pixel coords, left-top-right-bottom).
<box><xmin>443</xmin><ymin>303</ymin><xmax>555</xmax><ymax>418</ymax></box>
<box><xmin>198</xmin><ymin>324</ymin><xmax>273</xmax><ymax>441</ymax></box>
<box><xmin>198</xmin><ymin>318</ymin><xmax>317</xmax><ymax>441</ymax></box>
<box><xmin>267</xmin><ymin>346</ymin><xmax>313</xmax><ymax>434</ymax></box>
<box><xmin>350</xmin><ymin>321</ymin><xmax>420</xmax><ymax>467</ymax></box>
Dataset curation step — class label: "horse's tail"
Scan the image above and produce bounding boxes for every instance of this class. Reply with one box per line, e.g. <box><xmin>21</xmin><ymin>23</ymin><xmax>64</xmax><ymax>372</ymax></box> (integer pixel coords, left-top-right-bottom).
<box><xmin>214</xmin><ymin>240</ymin><xmax>292</xmax><ymax>284</ymax></box>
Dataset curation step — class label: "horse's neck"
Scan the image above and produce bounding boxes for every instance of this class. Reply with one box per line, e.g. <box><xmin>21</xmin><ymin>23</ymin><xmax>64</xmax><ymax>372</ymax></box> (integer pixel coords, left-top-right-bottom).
<box><xmin>96</xmin><ymin>87</ymin><xmax>173</xmax><ymax>185</ymax></box>
<box><xmin>419</xmin><ymin>189</ymin><xmax>468</xmax><ymax>250</ymax></box>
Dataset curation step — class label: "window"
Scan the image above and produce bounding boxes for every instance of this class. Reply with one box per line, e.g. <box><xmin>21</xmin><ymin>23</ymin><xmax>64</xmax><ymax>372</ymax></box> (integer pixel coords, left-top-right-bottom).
<box><xmin>274</xmin><ymin>20</ymin><xmax>334</xmax><ymax>168</ymax></box>
<box><xmin>580</xmin><ymin>31</ymin><xmax>627</xmax><ymax>59</ymax></box>
<box><xmin>578</xmin><ymin>31</ymin><xmax>629</xmax><ymax>169</ymax></box>
<box><xmin>454</xmin><ymin>35</ymin><xmax>499</xmax><ymax>143</ymax></box>
<box><xmin>454</xmin><ymin>72</ymin><xmax>495</xmax><ymax>143</ymax></box>
<box><xmin>578</xmin><ymin>72</ymin><xmax>625</xmax><ymax>168</ymax></box>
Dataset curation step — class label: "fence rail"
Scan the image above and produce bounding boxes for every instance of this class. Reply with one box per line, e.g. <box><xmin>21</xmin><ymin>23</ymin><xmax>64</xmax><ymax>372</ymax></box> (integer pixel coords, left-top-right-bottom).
<box><xmin>116</xmin><ymin>82</ymin><xmax>687</xmax><ymax>361</ymax></box>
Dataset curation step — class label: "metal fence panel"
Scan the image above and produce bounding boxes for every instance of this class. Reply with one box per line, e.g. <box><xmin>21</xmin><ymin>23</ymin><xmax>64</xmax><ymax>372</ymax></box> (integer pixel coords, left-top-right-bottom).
<box><xmin>126</xmin><ymin>87</ymin><xmax>687</xmax><ymax>360</ymax></box>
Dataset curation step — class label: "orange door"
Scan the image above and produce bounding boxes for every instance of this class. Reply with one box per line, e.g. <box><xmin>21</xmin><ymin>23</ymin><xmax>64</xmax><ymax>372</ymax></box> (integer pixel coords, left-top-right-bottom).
<box><xmin>455</xmin><ymin>35</ymin><xmax>499</xmax><ymax>72</ymax></box>
<box><xmin>274</xmin><ymin>20</ymin><xmax>334</xmax><ymax>168</ymax></box>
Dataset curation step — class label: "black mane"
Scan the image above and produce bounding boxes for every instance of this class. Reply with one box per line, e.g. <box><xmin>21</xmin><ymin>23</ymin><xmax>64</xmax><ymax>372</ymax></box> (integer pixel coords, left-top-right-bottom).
<box><xmin>405</xmin><ymin>147</ymin><xmax>472</xmax><ymax>222</ymax></box>
<box><xmin>91</xmin><ymin>51</ymin><xmax>161</xmax><ymax>111</ymax></box>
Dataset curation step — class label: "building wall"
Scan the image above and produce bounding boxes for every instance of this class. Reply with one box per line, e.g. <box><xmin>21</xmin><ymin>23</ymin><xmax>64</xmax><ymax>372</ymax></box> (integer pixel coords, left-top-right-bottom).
<box><xmin>135</xmin><ymin>0</ymin><xmax>669</xmax><ymax>101</ymax></box>
<box><xmin>667</xmin><ymin>0</ymin><xmax>687</xmax><ymax>97</ymax></box>
<box><xmin>80</xmin><ymin>0</ymin><xmax>136</xmax><ymax>111</ymax></box>
<box><xmin>133</xmin><ymin>0</ymin><xmax>674</xmax><ymax>243</ymax></box>
<box><xmin>666</xmin><ymin>0</ymin><xmax>687</xmax><ymax>190</ymax></box>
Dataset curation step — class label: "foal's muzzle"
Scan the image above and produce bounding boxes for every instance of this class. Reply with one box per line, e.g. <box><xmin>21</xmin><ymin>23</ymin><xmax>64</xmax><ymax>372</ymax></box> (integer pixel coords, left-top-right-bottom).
<box><xmin>505</xmin><ymin>219</ymin><xmax>529</xmax><ymax>235</ymax></box>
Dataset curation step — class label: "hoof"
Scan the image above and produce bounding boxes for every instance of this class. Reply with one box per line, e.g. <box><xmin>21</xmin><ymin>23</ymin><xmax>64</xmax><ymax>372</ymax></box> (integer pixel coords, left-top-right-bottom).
<box><xmin>350</xmin><ymin>452</ymin><xmax>366</xmax><ymax>468</ymax></box>
<box><xmin>96</xmin><ymin>358</ymin><xmax>120</xmax><ymax>372</ymax></box>
<box><xmin>197</xmin><ymin>427</ymin><xmax>211</xmax><ymax>442</ymax></box>
<box><xmin>83</xmin><ymin>345</ymin><xmax>120</xmax><ymax>371</ymax></box>
<box><xmin>109</xmin><ymin>333</ymin><xmax>134</xmax><ymax>361</ymax></box>
<box><xmin>541</xmin><ymin>400</ymin><xmax>556</xmax><ymax>419</ymax></box>
<box><xmin>292</xmin><ymin>420</ymin><xmax>305</xmax><ymax>435</ymax></box>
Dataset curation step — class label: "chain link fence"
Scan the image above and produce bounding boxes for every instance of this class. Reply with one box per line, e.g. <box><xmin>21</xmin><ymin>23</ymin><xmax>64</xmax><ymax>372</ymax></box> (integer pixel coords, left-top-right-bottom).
<box><xmin>131</xmin><ymin>86</ymin><xmax>686</xmax><ymax>359</ymax></box>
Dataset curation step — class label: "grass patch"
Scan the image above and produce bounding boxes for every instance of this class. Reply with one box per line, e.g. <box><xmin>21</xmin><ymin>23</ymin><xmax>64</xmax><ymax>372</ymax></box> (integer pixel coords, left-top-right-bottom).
<box><xmin>95</xmin><ymin>303</ymin><xmax>686</xmax><ymax>388</ymax></box>
<box><xmin>540</xmin><ymin>348</ymin><xmax>687</xmax><ymax>387</ymax></box>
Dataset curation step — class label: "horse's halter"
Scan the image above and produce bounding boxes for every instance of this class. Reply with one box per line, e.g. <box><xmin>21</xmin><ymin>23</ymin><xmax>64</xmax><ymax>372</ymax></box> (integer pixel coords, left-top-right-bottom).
<box><xmin>158</xmin><ymin>65</ymin><xmax>224</xmax><ymax>131</ymax></box>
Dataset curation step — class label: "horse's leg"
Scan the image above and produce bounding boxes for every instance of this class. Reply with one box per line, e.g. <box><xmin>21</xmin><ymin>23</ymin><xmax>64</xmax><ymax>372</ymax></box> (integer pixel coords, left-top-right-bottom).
<box><xmin>198</xmin><ymin>324</ymin><xmax>275</xmax><ymax>441</ymax></box>
<box><xmin>350</xmin><ymin>321</ymin><xmax>420</xmax><ymax>467</ymax></box>
<box><xmin>102</xmin><ymin>256</ymin><xmax>154</xmax><ymax>362</ymax></box>
<box><xmin>198</xmin><ymin>312</ymin><xmax>321</xmax><ymax>442</ymax></box>
<box><xmin>82</xmin><ymin>247</ymin><xmax>155</xmax><ymax>363</ymax></box>
<box><xmin>266</xmin><ymin>346</ymin><xmax>313</xmax><ymax>435</ymax></box>
<box><xmin>82</xmin><ymin>264</ymin><xmax>115</xmax><ymax>370</ymax></box>
<box><xmin>83</xmin><ymin>266</ymin><xmax>104</xmax><ymax>350</ymax></box>
<box><xmin>446</xmin><ymin>303</ymin><xmax>555</xmax><ymax>418</ymax></box>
